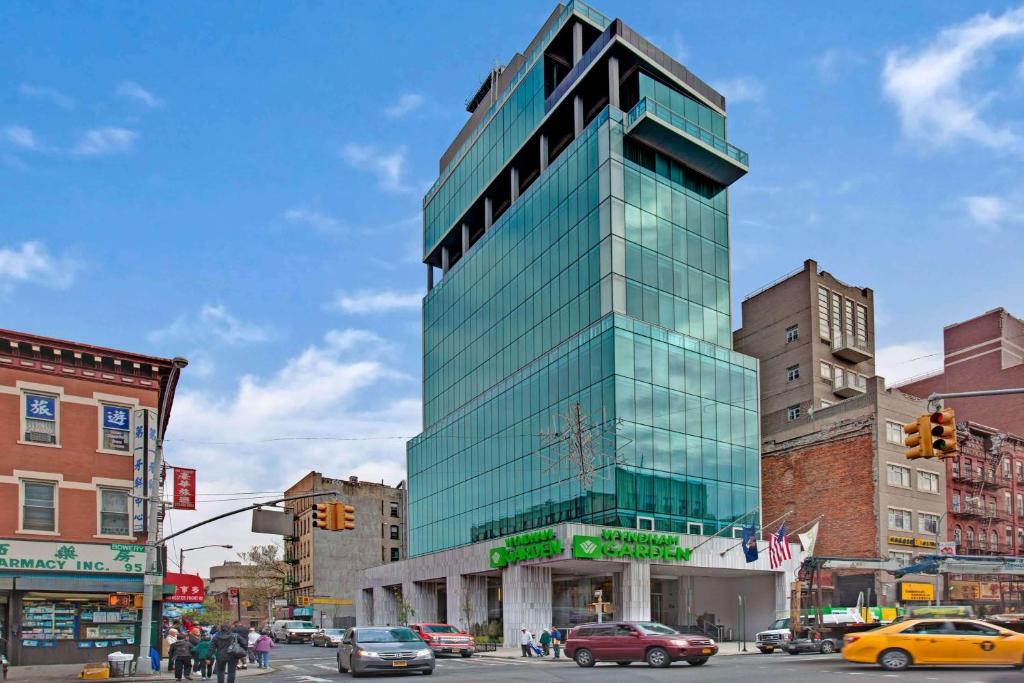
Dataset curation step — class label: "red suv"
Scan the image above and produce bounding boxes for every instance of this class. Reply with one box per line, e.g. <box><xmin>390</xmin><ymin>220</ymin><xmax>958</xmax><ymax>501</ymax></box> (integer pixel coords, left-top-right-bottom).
<box><xmin>407</xmin><ymin>623</ymin><xmax>475</xmax><ymax>657</ymax></box>
<box><xmin>565</xmin><ymin>621</ymin><xmax>717</xmax><ymax>668</ymax></box>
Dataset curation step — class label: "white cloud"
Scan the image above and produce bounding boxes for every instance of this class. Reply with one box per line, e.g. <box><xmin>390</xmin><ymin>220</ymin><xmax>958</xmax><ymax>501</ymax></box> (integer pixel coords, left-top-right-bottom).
<box><xmin>116</xmin><ymin>80</ymin><xmax>164</xmax><ymax>108</ymax></box>
<box><xmin>0</xmin><ymin>241</ymin><xmax>79</xmax><ymax>289</ymax></box>
<box><xmin>963</xmin><ymin>194</ymin><xmax>1023</xmax><ymax>227</ymax></box>
<box><xmin>814</xmin><ymin>48</ymin><xmax>865</xmax><ymax>83</ymax></box>
<box><xmin>283</xmin><ymin>208</ymin><xmax>341</xmax><ymax>233</ymax></box>
<box><xmin>340</xmin><ymin>144</ymin><xmax>412</xmax><ymax>193</ymax></box>
<box><xmin>72</xmin><ymin>127</ymin><xmax>138</xmax><ymax>156</ymax></box>
<box><xmin>882</xmin><ymin>7</ymin><xmax>1024</xmax><ymax>150</ymax></box>
<box><xmin>18</xmin><ymin>83</ymin><xmax>76</xmax><ymax>110</ymax></box>
<box><xmin>2</xmin><ymin>126</ymin><xmax>37</xmax><ymax>150</ymax></box>
<box><xmin>384</xmin><ymin>93</ymin><xmax>424</xmax><ymax>118</ymax></box>
<box><xmin>715</xmin><ymin>76</ymin><xmax>765</xmax><ymax>104</ymax></box>
<box><xmin>327</xmin><ymin>289</ymin><xmax>422</xmax><ymax>314</ymax></box>
<box><xmin>875</xmin><ymin>341</ymin><xmax>943</xmax><ymax>386</ymax></box>
<box><xmin>149</xmin><ymin>304</ymin><xmax>271</xmax><ymax>346</ymax></box>
<box><xmin>161</xmin><ymin>329</ymin><xmax>418</xmax><ymax>577</ymax></box>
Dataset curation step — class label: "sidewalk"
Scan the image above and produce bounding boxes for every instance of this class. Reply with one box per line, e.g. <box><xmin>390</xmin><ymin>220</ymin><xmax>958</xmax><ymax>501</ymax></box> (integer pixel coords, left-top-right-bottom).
<box><xmin>475</xmin><ymin>641</ymin><xmax>758</xmax><ymax>660</ymax></box>
<box><xmin>6</xmin><ymin>662</ymin><xmax>275</xmax><ymax>682</ymax></box>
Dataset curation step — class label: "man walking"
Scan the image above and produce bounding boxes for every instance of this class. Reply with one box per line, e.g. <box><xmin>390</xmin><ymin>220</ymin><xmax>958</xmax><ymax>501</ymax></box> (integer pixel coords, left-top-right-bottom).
<box><xmin>550</xmin><ymin>626</ymin><xmax>562</xmax><ymax>659</ymax></box>
<box><xmin>539</xmin><ymin>628</ymin><xmax>551</xmax><ymax>656</ymax></box>
<box><xmin>519</xmin><ymin>627</ymin><xmax>533</xmax><ymax>657</ymax></box>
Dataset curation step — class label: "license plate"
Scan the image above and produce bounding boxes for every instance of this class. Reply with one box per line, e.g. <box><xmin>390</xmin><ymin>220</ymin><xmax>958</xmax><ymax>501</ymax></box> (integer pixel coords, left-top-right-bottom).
<box><xmin>392</xmin><ymin>661</ymin><xmax>408</xmax><ymax>667</ymax></box>
<box><xmin>702</xmin><ymin>648</ymin><xmax>712</xmax><ymax>654</ymax></box>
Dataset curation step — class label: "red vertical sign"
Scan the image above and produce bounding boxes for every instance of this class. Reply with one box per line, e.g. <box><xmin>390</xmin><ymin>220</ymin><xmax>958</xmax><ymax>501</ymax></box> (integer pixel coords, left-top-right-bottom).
<box><xmin>228</xmin><ymin>587</ymin><xmax>239</xmax><ymax>606</ymax></box>
<box><xmin>173</xmin><ymin>467</ymin><xmax>196</xmax><ymax>510</ymax></box>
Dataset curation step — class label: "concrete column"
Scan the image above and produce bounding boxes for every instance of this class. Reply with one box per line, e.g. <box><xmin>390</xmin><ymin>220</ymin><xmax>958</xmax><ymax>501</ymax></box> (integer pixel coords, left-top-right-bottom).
<box><xmin>572</xmin><ymin>22</ymin><xmax>583</xmax><ymax>65</ymax></box>
<box><xmin>441</xmin><ymin>246</ymin><xmax>450</xmax><ymax>274</ymax></box>
<box><xmin>484</xmin><ymin>197</ymin><xmax>493</xmax><ymax>231</ymax></box>
<box><xmin>501</xmin><ymin>564</ymin><xmax>552</xmax><ymax>648</ymax></box>
<box><xmin>510</xmin><ymin>167</ymin><xmax>519</xmax><ymax>202</ymax></box>
<box><xmin>539</xmin><ymin>134</ymin><xmax>549</xmax><ymax>172</ymax></box>
<box><xmin>356</xmin><ymin>588</ymin><xmax>373</xmax><ymax>626</ymax></box>
<box><xmin>373</xmin><ymin>586</ymin><xmax>400</xmax><ymax>627</ymax></box>
<box><xmin>618</xmin><ymin>562</ymin><xmax>651</xmax><ymax>621</ymax></box>
<box><xmin>447</xmin><ymin>574</ymin><xmax>489</xmax><ymax>632</ymax></box>
<box><xmin>608</xmin><ymin>56</ymin><xmax>620</xmax><ymax>109</ymax></box>
<box><xmin>426</xmin><ymin>264</ymin><xmax>434</xmax><ymax>291</ymax></box>
<box><xmin>676</xmin><ymin>576</ymin><xmax>695</xmax><ymax>626</ymax></box>
<box><xmin>461</xmin><ymin>223</ymin><xmax>470</xmax><ymax>254</ymax></box>
<box><xmin>402</xmin><ymin>581</ymin><xmax>437</xmax><ymax>624</ymax></box>
<box><xmin>574</xmin><ymin>95</ymin><xmax>584</xmax><ymax>137</ymax></box>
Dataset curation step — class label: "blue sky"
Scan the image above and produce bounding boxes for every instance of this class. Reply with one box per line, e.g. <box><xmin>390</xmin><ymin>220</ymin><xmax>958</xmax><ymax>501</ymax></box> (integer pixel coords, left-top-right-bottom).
<box><xmin>3</xmin><ymin>1</ymin><xmax>1023</xmax><ymax>575</ymax></box>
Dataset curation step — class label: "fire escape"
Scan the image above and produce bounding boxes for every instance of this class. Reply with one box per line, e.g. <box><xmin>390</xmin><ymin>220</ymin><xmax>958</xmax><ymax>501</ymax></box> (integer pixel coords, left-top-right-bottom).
<box><xmin>953</xmin><ymin>430</ymin><xmax>1013</xmax><ymax>556</ymax></box>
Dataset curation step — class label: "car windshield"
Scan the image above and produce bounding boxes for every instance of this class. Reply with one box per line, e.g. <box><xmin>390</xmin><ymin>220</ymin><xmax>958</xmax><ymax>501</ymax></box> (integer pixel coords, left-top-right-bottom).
<box><xmin>358</xmin><ymin>628</ymin><xmax>421</xmax><ymax>643</ymax></box>
<box><xmin>288</xmin><ymin>622</ymin><xmax>315</xmax><ymax>629</ymax></box>
<box><xmin>771</xmin><ymin>619</ymin><xmax>790</xmax><ymax>629</ymax></box>
<box><xmin>423</xmin><ymin>625</ymin><xmax>460</xmax><ymax>633</ymax></box>
<box><xmin>635</xmin><ymin>622</ymin><xmax>678</xmax><ymax>635</ymax></box>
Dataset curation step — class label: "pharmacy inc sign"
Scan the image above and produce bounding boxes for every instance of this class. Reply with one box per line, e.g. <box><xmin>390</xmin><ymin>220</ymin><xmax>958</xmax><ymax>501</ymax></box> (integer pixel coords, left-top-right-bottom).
<box><xmin>0</xmin><ymin>540</ymin><xmax>145</xmax><ymax>573</ymax></box>
<box><xmin>572</xmin><ymin>529</ymin><xmax>693</xmax><ymax>562</ymax></box>
<box><xmin>488</xmin><ymin>529</ymin><xmax>563</xmax><ymax>568</ymax></box>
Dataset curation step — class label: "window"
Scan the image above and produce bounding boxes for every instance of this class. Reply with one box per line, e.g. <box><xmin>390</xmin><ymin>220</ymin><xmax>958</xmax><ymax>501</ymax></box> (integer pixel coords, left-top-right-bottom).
<box><xmin>100</xmin><ymin>403</ymin><xmax>131</xmax><ymax>452</ymax></box>
<box><xmin>887</xmin><ymin>464</ymin><xmax>911</xmax><ymax>488</ymax></box>
<box><xmin>390</xmin><ymin>502</ymin><xmax>400</xmax><ymax>518</ymax></box>
<box><xmin>901</xmin><ymin>621</ymin><xmax>949</xmax><ymax>635</ymax></box>
<box><xmin>991</xmin><ymin>530</ymin><xmax>999</xmax><ymax>549</ymax></box>
<box><xmin>817</xmin><ymin>287</ymin><xmax>830</xmax><ymax>339</ymax></box>
<box><xmin>979</xmin><ymin>531</ymin><xmax>987</xmax><ymax>549</ymax></box>
<box><xmin>988</xmin><ymin>498</ymin><xmax>997</xmax><ymax>516</ymax></box>
<box><xmin>831</xmin><ymin>292</ymin><xmax>842</xmax><ymax>340</ymax></box>
<box><xmin>786</xmin><ymin>324</ymin><xmax>799</xmax><ymax>343</ymax></box>
<box><xmin>1007</xmin><ymin>492</ymin><xmax>1014</xmax><ymax>513</ymax></box>
<box><xmin>389</xmin><ymin>525</ymin><xmax>400</xmax><ymax>540</ymax></box>
<box><xmin>1017</xmin><ymin>461</ymin><xmax>1023</xmax><ymax>481</ymax></box>
<box><xmin>1018</xmin><ymin>528</ymin><xmax>1023</xmax><ymax>548</ymax></box>
<box><xmin>1017</xmin><ymin>494</ymin><xmax>1023</xmax><ymax>518</ymax></box>
<box><xmin>22</xmin><ymin>480</ymin><xmax>56</xmax><ymax>532</ymax></box>
<box><xmin>1004</xmin><ymin>460</ymin><xmax>1012</xmax><ymax>479</ymax></box>
<box><xmin>919</xmin><ymin>513</ymin><xmax>939</xmax><ymax>535</ymax></box>
<box><xmin>918</xmin><ymin>471</ymin><xmax>939</xmax><ymax>493</ymax></box>
<box><xmin>844</xmin><ymin>299</ymin><xmax>854</xmax><ymax>337</ymax></box>
<box><xmin>23</xmin><ymin>392</ymin><xmax>58</xmax><ymax>445</ymax></box>
<box><xmin>637</xmin><ymin>516</ymin><xmax>654</xmax><ymax>530</ymax></box>
<box><xmin>820</xmin><ymin>361</ymin><xmax>832</xmax><ymax>381</ymax></box>
<box><xmin>953</xmin><ymin>526</ymin><xmax>962</xmax><ymax>545</ymax></box>
<box><xmin>833</xmin><ymin>367</ymin><xmax>845</xmax><ymax>386</ymax></box>
<box><xmin>786</xmin><ymin>365</ymin><xmax>800</xmax><ymax>381</ymax></box>
<box><xmin>855</xmin><ymin>304</ymin><xmax>867</xmax><ymax>344</ymax></box>
<box><xmin>888</xmin><ymin>508</ymin><xmax>911</xmax><ymax>531</ymax></box>
<box><xmin>687</xmin><ymin>522</ymin><xmax>703</xmax><ymax>535</ymax></box>
<box><xmin>952</xmin><ymin>492</ymin><xmax>961</xmax><ymax>513</ymax></box>
<box><xmin>787</xmin><ymin>405</ymin><xmax>801</xmax><ymax>421</ymax></box>
<box><xmin>99</xmin><ymin>488</ymin><xmax>130</xmax><ymax>536</ymax></box>
<box><xmin>390</xmin><ymin>548</ymin><xmax>400</xmax><ymax>562</ymax></box>
<box><xmin>1007</xmin><ymin>526</ymin><xmax>1013</xmax><ymax>546</ymax></box>
<box><xmin>967</xmin><ymin>528</ymin><xmax>975</xmax><ymax>547</ymax></box>
<box><xmin>885</xmin><ymin>421</ymin><xmax>904</xmax><ymax>445</ymax></box>
<box><xmin>890</xmin><ymin>551</ymin><xmax>912</xmax><ymax>566</ymax></box>
<box><xmin>952</xmin><ymin>621</ymin><xmax>999</xmax><ymax>636</ymax></box>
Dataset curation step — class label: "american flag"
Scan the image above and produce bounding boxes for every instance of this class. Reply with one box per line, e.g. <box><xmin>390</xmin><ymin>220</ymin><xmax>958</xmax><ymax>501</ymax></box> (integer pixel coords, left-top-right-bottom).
<box><xmin>768</xmin><ymin>522</ymin><xmax>792</xmax><ymax>569</ymax></box>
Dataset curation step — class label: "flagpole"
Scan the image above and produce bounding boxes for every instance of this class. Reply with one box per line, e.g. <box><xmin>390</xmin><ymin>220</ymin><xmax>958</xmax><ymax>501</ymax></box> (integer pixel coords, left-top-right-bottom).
<box><xmin>718</xmin><ymin>510</ymin><xmax>793</xmax><ymax>557</ymax></box>
<box><xmin>687</xmin><ymin>506</ymin><xmax>761</xmax><ymax>553</ymax></box>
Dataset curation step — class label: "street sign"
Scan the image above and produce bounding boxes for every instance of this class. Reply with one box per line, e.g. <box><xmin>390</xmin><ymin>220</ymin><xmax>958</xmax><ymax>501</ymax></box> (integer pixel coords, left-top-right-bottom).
<box><xmin>938</xmin><ymin>541</ymin><xmax>956</xmax><ymax>556</ymax></box>
<box><xmin>228</xmin><ymin>587</ymin><xmax>240</xmax><ymax>606</ymax></box>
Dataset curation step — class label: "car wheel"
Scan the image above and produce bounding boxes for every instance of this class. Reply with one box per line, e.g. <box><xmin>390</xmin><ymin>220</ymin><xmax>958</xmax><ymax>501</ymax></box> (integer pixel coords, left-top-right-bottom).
<box><xmin>616</xmin><ymin>661</ymin><xmax>631</xmax><ymax>666</ymax></box>
<box><xmin>878</xmin><ymin>648</ymin><xmax>911</xmax><ymax>671</ymax></box>
<box><xmin>421</xmin><ymin>671</ymin><xmax>433</xmax><ymax>676</ymax></box>
<box><xmin>646</xmin><ymin>647</ymin><xmax>670</xmax><ymax>668</ymax></box>
<box><xmin>758</xmin><ymin>647</ymin><xmax>772</xmax><ymax>654</ymax></box>
<box><xmin>460</xmin><ymin>651</ymin><xmax>472</xmax><ymax>658</ymax></box>
<box><xmin>574</xmin><ymin>649</ymin><xmax>595</xmax><ymax>667</ymax></box>
<box><xmin>337</xmin><ymin>656</ymin><xmax>347</xmax><ymax>673</ymax></box>
<box><xmin>787</xmin><ymin>650</ymin><xmax>799</xmax><ymax>655</ymax></box>
<box><xmin>819</xmin><ymin>640</ymin><xmax>835</xmax><ymax>655</ymax></box>
<box><xmin>687</xmin><ymin>658</ymin><xmax>708</xmax><ymax>666</ymax></box>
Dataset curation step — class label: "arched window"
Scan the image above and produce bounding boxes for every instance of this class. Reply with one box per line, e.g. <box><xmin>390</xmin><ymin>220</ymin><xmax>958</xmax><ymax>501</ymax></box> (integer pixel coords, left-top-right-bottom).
<box><xmin>991</xmin><ymin>530</ymin><xmax>999</xmax><ymax>549</ymax></box>
<box><xmin>953</xmin><ymin>526</ymin><xmax>962</xmax><ymax>545</ymax></box>
<box><xmin>967</xmin><ymin>528</ymin><xmax>975</xmax><ymax>547</ymax></box>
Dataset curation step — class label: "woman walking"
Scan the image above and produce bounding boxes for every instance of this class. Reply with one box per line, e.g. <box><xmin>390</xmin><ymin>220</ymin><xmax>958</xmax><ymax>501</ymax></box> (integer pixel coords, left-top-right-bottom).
<box><xmin>212</xmin><ymin>623</ymin><xmax>248</xmax><ymax>683</ymax></box>
<box><xmin>253</xmin><ymin>630</ymin><xmax>274</xmax><ymax>669</ymax></box>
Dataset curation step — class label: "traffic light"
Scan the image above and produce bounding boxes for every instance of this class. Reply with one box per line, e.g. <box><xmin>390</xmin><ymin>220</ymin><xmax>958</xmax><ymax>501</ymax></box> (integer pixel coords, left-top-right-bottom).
<box><xmin>930</xmin><ymin>408</ymin><xmax>958</xmax><ymax>457</ymax></box>
<box><xmin>336</xmin><ymin>503</ymin><xmax>356</xmax><ymax>530</ymax></box>
<box><xmin>904</xmin><ymin>415</ymin><xmax>933</xmax><ymax>459</ymax></box>
<box><xmin>312</xmin><ymin>503</ymin><xmax>333</xmax><ymax>530</ymax></box>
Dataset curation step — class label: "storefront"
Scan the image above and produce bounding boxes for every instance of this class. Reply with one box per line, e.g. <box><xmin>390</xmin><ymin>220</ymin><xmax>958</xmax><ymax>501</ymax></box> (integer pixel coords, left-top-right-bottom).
<box><xmin>0</xmin><ymin>539</ymin><xmax>147</xmax><ymax>666</ymax></box>
<box><xmin>359</xmin><ymin>522</ymin><xmax>794</xmax><ymax>647</ymax></box>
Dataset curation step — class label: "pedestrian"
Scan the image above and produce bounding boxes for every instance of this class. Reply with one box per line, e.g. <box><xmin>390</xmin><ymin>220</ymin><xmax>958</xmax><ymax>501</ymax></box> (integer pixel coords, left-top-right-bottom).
<box><xmin>212</xmin><ymin>622</ymin><xmax>248</xmax><ymax>683</ymax></box>
<box><xmin>539</xmin><ymin>627</ymin><xmax>551</xmax><ymax>656</ymax></box>
<box><xmin>192</xmin><ymin>632</ymin><xmax>213</xmax><ymax>680</ymax></box>
<box><xmin>232</xmin><ymin>622</ymin><xmax>250</xmax><ymax>670</ymax></box>
<box><xmin>550</xmin><ymin>626</ymin><xmax>562</xmax><ymax>659</ymax></box>
<box><xmin>169</xmin><ymin>633</ymin><xmax>194</xmax><ymax>681</ymax></box>
<box><xmin>519</xmin><ymin>627</ymin><xmax>533</xmax><ymax>657</ymax></box>
<box><xmin>254</xmin><ymin>629</ymin><xmax>274</xmax><ymax>669</ymax></box>
<box><xmin>246</xmin><ymin>627</ymin><xmax>259</xmax><ymax>667</ymax></box>
<box><xmin>165</xmin><ymin>628</ymin><xmax>179</xmax><ymax>672</ymax></box>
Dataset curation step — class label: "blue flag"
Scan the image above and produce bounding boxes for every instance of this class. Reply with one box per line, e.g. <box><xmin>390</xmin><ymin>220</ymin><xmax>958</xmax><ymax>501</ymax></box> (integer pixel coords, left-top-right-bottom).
<box><xmin>742</xmin><ymin>525</ymin><xmax>759</xmax><ymax>563</ymax></box>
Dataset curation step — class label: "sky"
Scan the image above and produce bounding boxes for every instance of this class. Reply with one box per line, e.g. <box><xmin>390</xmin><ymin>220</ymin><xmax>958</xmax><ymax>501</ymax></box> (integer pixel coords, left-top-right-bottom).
<box><xmin>3</xmin><ymin>1</ymin><xmax>1024</xmax><ymax>579</ymax></box>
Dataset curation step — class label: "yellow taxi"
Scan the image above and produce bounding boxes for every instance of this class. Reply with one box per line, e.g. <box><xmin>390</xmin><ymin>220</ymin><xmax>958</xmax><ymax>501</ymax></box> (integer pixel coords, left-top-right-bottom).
<box><xmin>843</xmin><ymin>618</ymin><xmax>1024</xmax><ymax>671</ymax></box>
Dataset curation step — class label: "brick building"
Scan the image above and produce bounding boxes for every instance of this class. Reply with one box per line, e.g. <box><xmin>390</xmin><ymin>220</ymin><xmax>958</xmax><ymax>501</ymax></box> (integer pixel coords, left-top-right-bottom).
<box><xmin>0</xmin><ymin>328</ymin><xmax>185</xmax><ymax>665</ymax></box>
<box><xmin>899</xmin><ymin>308</ymin><xmax>1024</xmax><ymax>435</ymax></box>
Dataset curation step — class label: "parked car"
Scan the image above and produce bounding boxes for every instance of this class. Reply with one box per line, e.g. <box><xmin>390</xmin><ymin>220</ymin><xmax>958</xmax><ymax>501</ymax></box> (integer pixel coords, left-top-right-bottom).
<box><xmin>271</xmin><ymin>619</ymin><xmax>318</xmax><ymax>643</ymax></box>
<box><xmin>336</xmin><ymin>626</ymin><xmax>435</xmax><ymax>676</ymax></box>
<box><xmin>782</xmin><ymin>635</ymin><xmax>840</xmax><ymax>655</ymax></box>
<box><xmin>407</xmin><ymin>623</ymin><xmax>475</xmax><ymax>657</ymax></box>
<box><xmin>843</xmin><ymin>618</ymin><xmax>1024</xmax><ymax>671</ymax></box>
<box><xmin>312</xmin><ymin>628</ymin><xmax>347</xmax><ymax>647</ymax></box>
<box><xmin>564</xmin><ymin>621</ymin><xmax>717</xmax><ymax>668</ymax></box>
<box><xmin>755</xmin><ymin>618</ymin><xmax>792</xmax><ymax>653</ymax></box>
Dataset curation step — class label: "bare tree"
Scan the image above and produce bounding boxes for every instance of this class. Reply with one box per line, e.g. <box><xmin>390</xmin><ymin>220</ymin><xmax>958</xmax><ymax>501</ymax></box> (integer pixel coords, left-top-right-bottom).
<box><xmin>540</xmin><ymin>402</ymin><xmax>624</xmax><ymax>489</ymax></box>
<box><xmin>237</xmin><ymin>544</ymin><xmax>286</xmax><ymax>617</ymax></box>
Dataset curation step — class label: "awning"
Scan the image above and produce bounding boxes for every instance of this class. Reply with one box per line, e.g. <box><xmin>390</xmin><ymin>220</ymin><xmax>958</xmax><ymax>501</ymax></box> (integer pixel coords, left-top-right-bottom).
<box><xmin>11</xmin><ymin>573</ymin><xmax>144</xmax><ymax>593</ymax></box>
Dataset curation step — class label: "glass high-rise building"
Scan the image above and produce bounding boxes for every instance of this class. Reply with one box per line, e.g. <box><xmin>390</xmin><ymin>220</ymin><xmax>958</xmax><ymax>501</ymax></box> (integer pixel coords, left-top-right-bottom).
<box><xmin>408</xmin><ymin>0</ymin><xmax>758</xmax><ymax>558</ymax></box>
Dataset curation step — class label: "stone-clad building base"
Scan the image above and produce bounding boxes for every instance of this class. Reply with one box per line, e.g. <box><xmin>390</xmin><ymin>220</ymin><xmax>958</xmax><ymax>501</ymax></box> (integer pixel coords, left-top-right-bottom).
<box><xmin>359</xmin><ymin>522</ymin><xmax>793</xmax><ymax>646</ymax></box>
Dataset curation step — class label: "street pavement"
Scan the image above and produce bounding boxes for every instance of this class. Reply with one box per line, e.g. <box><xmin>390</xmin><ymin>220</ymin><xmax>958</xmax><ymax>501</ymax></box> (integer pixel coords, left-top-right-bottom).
<box><xmin>262</xmin><ymin>641</ymin><xmax>1024</xmax><ymax>683</ymax></box>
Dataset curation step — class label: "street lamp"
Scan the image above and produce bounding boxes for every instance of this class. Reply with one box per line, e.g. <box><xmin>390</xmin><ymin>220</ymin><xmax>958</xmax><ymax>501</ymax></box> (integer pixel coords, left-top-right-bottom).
<box><xmin>179</xmin><ymin>544</ymin><xmax>233</xmax><ymax>574</ymax></box>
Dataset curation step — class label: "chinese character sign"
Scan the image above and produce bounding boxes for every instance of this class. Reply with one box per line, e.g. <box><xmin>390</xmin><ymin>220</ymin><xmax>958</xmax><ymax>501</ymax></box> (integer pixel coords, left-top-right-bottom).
<box><xmin>25</xmin><ymin>394</ymin><xmax>56</xmax><ymax>421</ymax></box>
<box><xmin>103</xmin><ymin>405</ymin><xmax>130</xmax><ymax>431</ymax></box>
<box><xmin>173</xmin><ymin>468</ymin><xmax>196</xmax><ymax>510</ymax></box>
<box><xmin>132</xmin><ymin>409</ymin><xmax>148</xmax><ymax>533</ymax></box>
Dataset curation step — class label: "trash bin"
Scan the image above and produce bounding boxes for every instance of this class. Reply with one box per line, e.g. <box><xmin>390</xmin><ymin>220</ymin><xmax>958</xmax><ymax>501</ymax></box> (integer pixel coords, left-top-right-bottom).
<box><xmin>107</xmin><ymin>652</ymin><xmax>133</xmax><ymax>678</ymax></box>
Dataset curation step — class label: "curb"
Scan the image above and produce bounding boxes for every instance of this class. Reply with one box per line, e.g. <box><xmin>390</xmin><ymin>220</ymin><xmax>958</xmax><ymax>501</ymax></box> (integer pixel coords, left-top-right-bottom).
<box><xmin>95</xmin><ymin>666</ymin><xmax>276</xmax><ymax>682</ymax></box>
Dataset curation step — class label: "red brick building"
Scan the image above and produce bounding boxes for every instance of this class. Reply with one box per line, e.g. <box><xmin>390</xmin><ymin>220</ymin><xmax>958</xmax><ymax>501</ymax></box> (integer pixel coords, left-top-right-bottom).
<box><xmin>899</xmin><ymin>308</ymin><xmax>1024</xmax><ymax>435</ymax></box>
<box><xmin>0</xmin><ymin>328</ymin><xmax>185</xmax><ymax>666</ymax></box>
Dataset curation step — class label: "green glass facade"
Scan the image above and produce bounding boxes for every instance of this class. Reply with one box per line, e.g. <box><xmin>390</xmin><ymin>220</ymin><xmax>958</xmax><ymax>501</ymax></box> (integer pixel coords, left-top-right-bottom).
<box><xmin>409</xmin><ymin>6</ymin><xmax>757</xmax><ymax>557</ymax></box>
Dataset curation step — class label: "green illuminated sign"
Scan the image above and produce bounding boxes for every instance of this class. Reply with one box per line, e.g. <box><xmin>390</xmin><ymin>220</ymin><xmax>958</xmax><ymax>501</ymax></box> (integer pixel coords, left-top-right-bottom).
<box><xmin>488</xmin><ymin>529</ymin><xmax>563</xmax><ymax>568</ymax></box>
<box><xmin>572</xmin><ymin>529</ymin><xmax>692</xmax><ymax>562</ymax></box>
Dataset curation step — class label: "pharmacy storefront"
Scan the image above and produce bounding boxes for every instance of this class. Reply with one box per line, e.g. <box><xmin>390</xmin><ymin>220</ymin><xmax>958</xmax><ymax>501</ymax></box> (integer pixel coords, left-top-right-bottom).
<box><xmin>359</xmin><ymin>523</ymin><xmax>795</xmax><ymax>647</ymax></box>
<box><xmin>0</xmin><ymin>539</ymin><xmax>147</xmax><ymax>666</ymax></box>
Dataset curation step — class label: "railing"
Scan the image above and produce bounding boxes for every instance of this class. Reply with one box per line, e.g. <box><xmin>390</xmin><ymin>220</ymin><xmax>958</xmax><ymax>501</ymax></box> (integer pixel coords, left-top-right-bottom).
<box><xmin>545</xmin><ymin>21</ymin><xmax>614</xmax><ymax>110</ymax></box>
<box><xmin>833</xmin><ymin>371</ymin><xmax>867</xmax><ymax>394</ymax></box>
<box><xmin>832</xmin><ymin>332</ymin><xmax>871</xmax><ymax>356</ymax></box>
<box><xmin>626</xmin><ymin>97</ymin><xmax>749</xmax><ymax>166</ymax></box>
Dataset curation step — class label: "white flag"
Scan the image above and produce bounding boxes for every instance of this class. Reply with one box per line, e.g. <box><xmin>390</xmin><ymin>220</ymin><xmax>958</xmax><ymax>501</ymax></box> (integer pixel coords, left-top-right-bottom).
<box><xmin>798</xmin><ymin>522</ymin><xmax>819</xmax><ymax>555</ymax></box>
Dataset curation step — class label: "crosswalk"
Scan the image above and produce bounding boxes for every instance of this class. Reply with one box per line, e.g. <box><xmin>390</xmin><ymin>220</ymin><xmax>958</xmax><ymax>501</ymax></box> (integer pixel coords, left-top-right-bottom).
<box><xmin>436</xmin><ymin>656</ymin><xmax>536</xmax><ymax>667</ymax></box>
